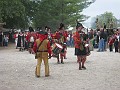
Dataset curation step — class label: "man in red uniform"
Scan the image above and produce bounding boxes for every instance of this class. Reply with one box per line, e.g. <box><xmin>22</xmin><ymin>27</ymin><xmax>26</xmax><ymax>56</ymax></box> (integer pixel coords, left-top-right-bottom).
<box><xmin>54</xmin><ymin>23</ymin><xmax>68</xmax><ymax>64</ymax></box>
<box><xmin>63</xmin><ymin>30</ymin><xmax>68</xmax><ymax>59</ymax></box>
<box><xmin>73</xmin><ymin>22</ymin><xmax>88</xmax><ymax>70</ymax></box>
<box><xmin>26</xmin><ymin>27</ymin><xmax>37</xmax><ymax>53</ymax></box>
<box><xmin>33</xmin><ymin>31</ymin><xmax>51</xmax><ymax>77</ymax></box>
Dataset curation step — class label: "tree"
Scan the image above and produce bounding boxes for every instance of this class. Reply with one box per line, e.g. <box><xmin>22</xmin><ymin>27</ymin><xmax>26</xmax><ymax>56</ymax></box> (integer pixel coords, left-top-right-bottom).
<box><xmin>32</xmin><ymin>0</ymin><xmax>95</xmax><ymax>31</ymax></box>
<box><xmin>91</xmin><ymin>12</ymin><xmax>118</xmax><ymax>29</ymax></box>
<box><xmin>0</xmin><ymin>0</ymin><xmax>36</xmax><ymax>29</ymax></box>
<box><xmin>0</xmin><ymin>0</ymin><xmax>95</xmax><ymax>30</ymax></box>
<box><xmin>0</xmin><ymin>0</ymin><xmax>26</xmax><ymax>28</ymax></box>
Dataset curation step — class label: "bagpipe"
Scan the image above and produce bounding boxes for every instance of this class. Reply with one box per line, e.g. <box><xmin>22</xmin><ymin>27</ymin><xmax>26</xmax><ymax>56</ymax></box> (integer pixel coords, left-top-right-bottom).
<box><xmin>79</xmin><ymin>32</ymin><xmax>90</xmax><ymax>56</ymax></box>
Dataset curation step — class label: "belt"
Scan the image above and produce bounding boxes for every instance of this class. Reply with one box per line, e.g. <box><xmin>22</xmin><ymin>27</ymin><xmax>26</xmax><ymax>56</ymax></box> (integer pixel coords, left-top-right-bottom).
<box><xmin>37</xmin><ymin>50</ymin><xmax>48</xmax><ymax>52</ymax></box>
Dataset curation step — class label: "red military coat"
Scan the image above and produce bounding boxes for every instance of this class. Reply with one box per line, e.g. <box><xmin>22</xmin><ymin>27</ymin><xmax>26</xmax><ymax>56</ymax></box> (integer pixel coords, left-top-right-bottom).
<box><xmin>73</xmin><ymin>31</ymin><xmax>82</xmax><ymax>49</ymax></box>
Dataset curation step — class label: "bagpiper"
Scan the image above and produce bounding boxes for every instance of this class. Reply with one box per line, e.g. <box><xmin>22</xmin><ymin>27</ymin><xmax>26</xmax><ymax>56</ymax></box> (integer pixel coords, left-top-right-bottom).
<box><xmin>73</xmin><ymin>22</ymin><xmax>89</xmax><ymax>70</ymax></box>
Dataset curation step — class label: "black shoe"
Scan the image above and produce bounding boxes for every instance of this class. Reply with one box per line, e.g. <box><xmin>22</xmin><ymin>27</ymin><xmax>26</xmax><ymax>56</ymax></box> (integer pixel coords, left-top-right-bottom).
<box><xmin>82</xmin><ymin>66</ymin><xmax>86</xmax><ymax>69</ymax></box>
<box><xmin>79</xmin><ymin>67</ymin><xmax>82</xmax><ymax>70</ymax></box>
<box><xmin>61</xmin><ymin>62</ymin><xmax>64</xmax><ymax>64</ymax></box>
<box><xmin>45</xmin><ymin>75</ymin><xmax>49</xmax><ymax>77</ymax></box>
<box><xmin>35</xmin><ymin>75</ymin><xmax>40</xmax><ymax>78</ymax></box>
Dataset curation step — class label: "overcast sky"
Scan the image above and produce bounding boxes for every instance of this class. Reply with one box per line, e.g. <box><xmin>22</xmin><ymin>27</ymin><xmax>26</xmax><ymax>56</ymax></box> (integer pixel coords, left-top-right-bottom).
<box><xmin>82</xmin><ymin>0</ymin><xmax>120</xmax><ymax>27</ymax></box>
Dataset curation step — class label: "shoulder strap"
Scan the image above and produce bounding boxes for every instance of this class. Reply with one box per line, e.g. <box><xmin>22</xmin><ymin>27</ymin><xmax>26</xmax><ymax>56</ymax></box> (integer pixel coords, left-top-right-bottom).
<box><xmin>36</xmin><ymin>39</ymin><xmax>45</xmax><ymax>52</ymax></box>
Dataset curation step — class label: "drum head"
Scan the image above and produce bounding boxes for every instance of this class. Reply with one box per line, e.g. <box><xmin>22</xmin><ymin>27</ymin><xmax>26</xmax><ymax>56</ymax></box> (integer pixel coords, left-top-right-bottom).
<box><xmin>85</xmin><ymin>44</ymin><xmax>89</xmax><ymax>47</ymax></box>
<box><xmin>55</xmin><ymin>43</ymin><xmax>63</xmax><ymax>49</ymax></box>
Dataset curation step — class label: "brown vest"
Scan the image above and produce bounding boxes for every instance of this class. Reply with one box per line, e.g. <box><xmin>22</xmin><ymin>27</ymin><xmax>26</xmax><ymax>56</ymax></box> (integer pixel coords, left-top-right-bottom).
<box><xmin>36</xmin><ymin>39</ymin><xmax>49</xmax><ymax>58</ymax></box>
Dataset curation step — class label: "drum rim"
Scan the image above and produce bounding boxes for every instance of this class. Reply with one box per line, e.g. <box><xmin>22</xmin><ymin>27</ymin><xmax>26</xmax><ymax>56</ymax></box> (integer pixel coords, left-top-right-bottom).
<box><xmin>55</xmin><ymin>43</ymin><xmax>63</xmax><ymax>49</ymax></box>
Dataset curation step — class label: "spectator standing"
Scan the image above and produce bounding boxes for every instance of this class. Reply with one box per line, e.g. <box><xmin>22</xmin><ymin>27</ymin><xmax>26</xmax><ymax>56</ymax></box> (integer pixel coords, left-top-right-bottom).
<box><xmin>3</xmin><ymin>35</ymin><xmax>9</xmax><ymax>47</ymax></box>
<box><xmin>114</xmin><ymin>39</ymin><xmax>119</xmax><ymax>52</ymax></box>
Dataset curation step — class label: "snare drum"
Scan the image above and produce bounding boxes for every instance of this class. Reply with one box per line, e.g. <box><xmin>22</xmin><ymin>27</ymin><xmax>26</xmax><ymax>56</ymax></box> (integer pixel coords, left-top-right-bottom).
<box><xmin>52</xmin><ymin>43</ymin><xmax>63</xmax><ymax>57</ymax></box>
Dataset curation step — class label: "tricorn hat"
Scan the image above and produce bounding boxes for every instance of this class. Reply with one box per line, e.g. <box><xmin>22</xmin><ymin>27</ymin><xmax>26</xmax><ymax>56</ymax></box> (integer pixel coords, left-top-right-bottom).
<box><xmin>29</xmin><ymin>27</ymin><xmax>34</xmax><ymax>32</ymax></box>
<box><xmin>45</xmin><ymin>26</ymin><xmax>48</xmax><ymax>30</ymax></box>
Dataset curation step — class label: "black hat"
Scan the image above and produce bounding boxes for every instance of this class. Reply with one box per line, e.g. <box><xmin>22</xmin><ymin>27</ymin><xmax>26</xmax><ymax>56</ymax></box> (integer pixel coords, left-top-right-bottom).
<box><xmin>29</xmin><ymin>27</ymin><xmax>34</xmax><ymax>32</ymax></box>
<box><xmin>76</xmin><ymin>22</ymin><xmax>84</xmax><ymax>29</ymax></box>
<box><xmin>45</xmin><ymin>26</ymin><xmax>48</xmax><ymax>29</ymax></box>
<box><xmin>37</xmin><ymin>27</ymin><xmax>42</xmax><ymax>30</ymax></box>
<box><xmin>39</xmin><ymin>30</ymin><xmax>48</xmax><ymax>35</ymax></box>
<box><xmin>59</xmin><ymin>23</ymin><xmax>65</xmax><ymax>30</ymax></box>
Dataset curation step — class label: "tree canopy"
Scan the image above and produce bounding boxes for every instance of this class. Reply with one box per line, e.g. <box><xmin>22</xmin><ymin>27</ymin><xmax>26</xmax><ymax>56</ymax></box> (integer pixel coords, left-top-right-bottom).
<box><xmin>32</xmin><ymin>0</ymin><xmax>95</xmax><ymax>30</ymax></box>
<box><xmin>91</xmin><ymin>12</ymin><xmax>118</xmax><ymax>29</ymax></box>
<box><xmin>0</xmin><ymin>0</ymin><xmax>95</xmax><ymax>30</ymax></box>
